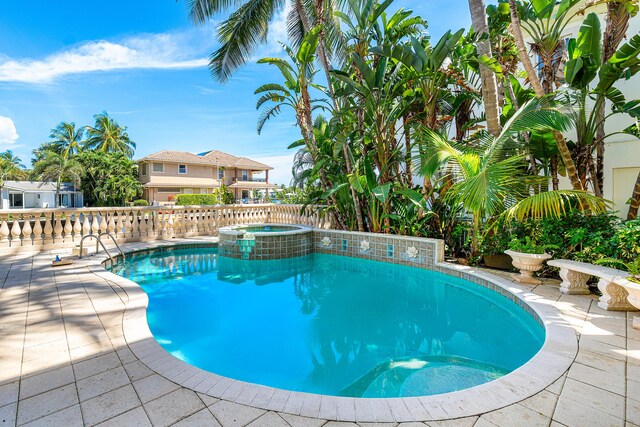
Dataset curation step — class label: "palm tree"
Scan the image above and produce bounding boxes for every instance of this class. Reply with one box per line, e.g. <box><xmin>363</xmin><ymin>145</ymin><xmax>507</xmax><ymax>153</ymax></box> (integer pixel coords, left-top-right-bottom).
<box><xmin>49</xmin><ymin>122</ymin><xmax>84</xmax><ymax>159</ymax></box>
<box><xmin>419</xmin><ymin>99</ymin><xmax>608</xmax><ymax>254</ymax></box>
<box><xmin>507</xmin><ymin>0</ymin><xmax>584</xmax><ymax>192</ymax></box>
<box><xmin>32</xmin><ymin>151</ymin><xmax>84</xmax><ymax>208</ymax></box>
<box><xmin>84</xmin><ymin>112</ymin><xmax>136</xmax><ymax>158</ymax></box>
<box><xmin>0</xmin><ymin>151</ymin><xmax>26</xmax><ymax>209</ymax></box>
<box><xmin>467</xmin><ymin>0</ymin><xmax>501</xmax><ymax>136</ymax></box>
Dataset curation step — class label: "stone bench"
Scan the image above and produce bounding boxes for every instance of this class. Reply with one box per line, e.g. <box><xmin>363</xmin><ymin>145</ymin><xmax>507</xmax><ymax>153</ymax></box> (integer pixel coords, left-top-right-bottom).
<box><xmin>547</xmin><ymin>259</ymin><xmax>637</xmax><ymax>311</ymax></box>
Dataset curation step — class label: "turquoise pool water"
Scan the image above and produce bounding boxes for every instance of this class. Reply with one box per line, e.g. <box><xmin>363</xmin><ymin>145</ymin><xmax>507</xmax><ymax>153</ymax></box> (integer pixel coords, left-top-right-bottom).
<box><xmin>111</xmin><ymin>248</ymin><xmax>545</xmax><ymax>397</ymax></box>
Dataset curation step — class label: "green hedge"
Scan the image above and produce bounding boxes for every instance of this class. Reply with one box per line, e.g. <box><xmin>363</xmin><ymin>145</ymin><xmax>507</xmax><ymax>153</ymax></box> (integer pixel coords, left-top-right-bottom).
<box><xmin>175</xmin><ymin>194</ymin><xmax>218</xmax><ymax>205</ymax></box>
<box><xmin>132</xmin><ymin>199</ymin><xmax>149</xmax><ymax>206</ymax></box>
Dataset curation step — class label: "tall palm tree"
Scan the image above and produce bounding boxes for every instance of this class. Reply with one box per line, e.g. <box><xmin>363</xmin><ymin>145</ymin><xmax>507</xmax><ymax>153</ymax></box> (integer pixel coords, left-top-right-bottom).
<box><xmin>84</xmin><ymin>113</ymin><xmax>136</xmax><ymax>158</ymax></box>
<box><xmin>507</xmin><ymin>0</ymin><xmax>584</xmax><ymax>192</ymax></box>
<box><xmin>32</xmin><ymin>151</ymin><xmax>84</xmax><ymax>208</ymax></box>
<box><xmin>467</xmin><ymin>0</ymin><xmax>501</xmax><ymax>136</ymax></box>
<box><xmin>49</xmin><ymin>122</ymin><xmax>84</xmax><ymax>159</ymax></box>
<box><xmin>419</xmin><ymin>99</ymin><xmax>608</xmax><ymax>254</ymax></box>
<box><xmin>0</xmin><ymin>151</ymin><xmax>26</xmax><ymax>209</ymax></box>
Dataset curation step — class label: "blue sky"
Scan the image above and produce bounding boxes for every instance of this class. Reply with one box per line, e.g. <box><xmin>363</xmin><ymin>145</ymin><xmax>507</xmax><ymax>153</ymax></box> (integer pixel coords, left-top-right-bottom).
<box><xmin>0</xmin><ymin>0</ymin><xmax>473</xmax><ymax>184</ymax></box>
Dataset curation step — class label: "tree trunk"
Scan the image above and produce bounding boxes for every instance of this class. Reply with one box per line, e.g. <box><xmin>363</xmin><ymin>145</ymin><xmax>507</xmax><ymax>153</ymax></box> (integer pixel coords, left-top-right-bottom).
<box><xmin>508</xmin><ymin>0</ymin><xmax>544</xmax><ymax>96</ymax></box>
<box><xmin>508</xmin><ymin>0</ymin><xmax>583</xmax><ymax>191</ymax></box>
<box><xmin>595</xmin><ymin>2</ymin><xmax>631</xmax><ymax>196</ymax></box>
<box><xmin>468</xmin><ymin>0</ymin><xmax>501</xmax><ymax>137</ymax></box>
<box><xmin>628</xmin><ymin>169</ymin><xmax>640</xmax><ymax>220</ymax></box>
<box><xmin>313</xmin><ymin>0</ymin><xmax>364</xmax><ymax>232</ymax></box>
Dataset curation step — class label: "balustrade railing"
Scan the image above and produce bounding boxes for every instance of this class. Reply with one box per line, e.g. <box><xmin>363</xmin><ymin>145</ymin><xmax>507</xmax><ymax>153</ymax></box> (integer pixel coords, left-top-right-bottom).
<box><xmin>0</xmin><ymin>204</ymin><xmax>331</xmax><ymax>250</ymax></box>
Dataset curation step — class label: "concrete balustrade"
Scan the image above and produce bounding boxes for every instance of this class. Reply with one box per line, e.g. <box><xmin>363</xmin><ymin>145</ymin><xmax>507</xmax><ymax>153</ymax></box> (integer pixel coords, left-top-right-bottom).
<box><xmin>0</xmin><ymin>204</ymin><xmax>330</xmax><ymax>252</ymax></box>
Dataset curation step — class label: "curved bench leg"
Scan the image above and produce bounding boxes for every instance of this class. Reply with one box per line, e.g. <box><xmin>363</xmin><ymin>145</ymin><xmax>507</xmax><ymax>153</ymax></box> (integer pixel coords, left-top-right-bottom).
<box><xmin>597</xmin><ymin>279</ymin><xmax>636</xmax><ymax>311</ymax></box>
<box><xmin>626</xmin><ymin>286</ymin><xmax>640</xmax><ymax>329</ymax></box>
<box><xmin>558</xmin><ymin>269</ymin><xmax>591</xmax><ymax>295</ymax></box>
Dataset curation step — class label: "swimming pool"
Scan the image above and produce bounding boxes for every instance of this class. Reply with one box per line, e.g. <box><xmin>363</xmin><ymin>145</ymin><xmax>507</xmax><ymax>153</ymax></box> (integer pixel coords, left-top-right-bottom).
<box><xmin>111</xmin><ymin>247</ymin><xmax>544</xmax><ymax>398</ymax></box>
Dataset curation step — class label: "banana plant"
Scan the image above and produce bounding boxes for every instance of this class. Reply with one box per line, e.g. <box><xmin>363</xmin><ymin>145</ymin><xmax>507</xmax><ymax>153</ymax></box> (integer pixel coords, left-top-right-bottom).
<box><xmin>562</xmin><ymin>13</ymin><xmax>640</xmax><ymax>194</ymax></box>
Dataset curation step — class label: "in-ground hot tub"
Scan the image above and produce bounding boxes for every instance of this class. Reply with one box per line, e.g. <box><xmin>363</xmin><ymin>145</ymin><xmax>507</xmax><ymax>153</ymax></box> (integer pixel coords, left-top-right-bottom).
<box><xmin>218</xmin><ymin>223</ymin><xmax>312</xmax><ymax>260</ymax></box>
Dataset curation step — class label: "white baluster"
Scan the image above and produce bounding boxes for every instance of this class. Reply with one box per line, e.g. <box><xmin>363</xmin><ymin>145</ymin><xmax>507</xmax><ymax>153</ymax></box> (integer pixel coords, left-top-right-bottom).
<box><xmin>10</xmin><ymin>217</ymin><xmax>22</xmax><ymax>246</ymax></box>
<box><xmin>22</xmin><ymin>215</ymin><xmax>33</xmax><ymax>247</ymax></box>
<box><xmin>0</xmin><ymin>216</ymin><xmax>9</xmax><ymax>248</ymax></box>
<box><xmin>33</xmin><ymin>216</ymin><xmax>43</xmax><ymax>246</ymax></box>
<box><xmin>43</xmin><ymin>214</ymin><xmax>53</xmax><ymax>245</ymax></box>
<box><xmin>63</xmin><ymin>211</ymin><xmax>73</xmax><ymax>242</ymax></box>
<box><xmin>53</xmin><ymin>213</ymin><xmax>63</xmax><ymax>243</ymax></box>
<box><xmin>72</xmin><ymin>212</ymin><xmax>82</xmax><ymax>241</ymax></box>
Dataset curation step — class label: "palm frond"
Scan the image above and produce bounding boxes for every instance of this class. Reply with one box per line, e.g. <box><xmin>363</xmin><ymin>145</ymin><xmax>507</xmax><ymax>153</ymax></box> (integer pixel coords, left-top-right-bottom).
<box><xmin>210</xmin><ymin>0</ymin><xmax>286</xmax><ymax>83</ymax></box>
<box><xmin>504</xmin><ymin>190</ymin><xmax>611</xmax><ymax>221</ymax></box>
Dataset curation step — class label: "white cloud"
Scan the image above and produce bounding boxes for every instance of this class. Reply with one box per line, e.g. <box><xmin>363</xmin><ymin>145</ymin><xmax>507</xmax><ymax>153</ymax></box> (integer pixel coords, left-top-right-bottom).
<box><xmin>0</xmin><ymin>30</ymin><xmax>212</xmax><ymax>84</ymax></box>
<box><xmin>0</xmin><ymin>116</ymin><xmax>19</xmax><ymax>145</ymax></box>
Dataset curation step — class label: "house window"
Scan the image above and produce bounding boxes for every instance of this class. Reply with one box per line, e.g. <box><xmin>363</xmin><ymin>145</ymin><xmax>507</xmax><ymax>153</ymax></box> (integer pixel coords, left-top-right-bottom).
<box><xmin>157</xmin><ymin>188</ymin><xmax>175</xmax><ymax>193</ymax></box>
<box><xmin>152</xmin><ymin>163</ymin><xmax>164</xmax><ymax>173</ymax></box>
<box><xmin>242</xmin><ymin>169</ymin><xmax>248</xmax><ymax>181</ymax></box>
<box><xmin>178</xmin><ymin>164</ymin><xmax>187</xmax><ymax>174</ymax></box>
<box><xmin>200</xmin><ymin>188</ymin><xmax>208</xmax><ymax>194</ymax></box>
<box><xmin>140</xmin><ymin>163</ymin><xmax>147</xmax><ymax>176</ymax></box>
<box><xmin>218</xmin><ymin>167</ymin><xmax>224</xmax><ymax>180</ymax></box>
<box><xmin>9</xmin><ymin>193</ymin><xmax>23</xmax><ymax>208</ymax></box>
<box><xmin>183</xmin><ymin>188</ymin><xmax>193</xmax><ymax>194</ymax></box>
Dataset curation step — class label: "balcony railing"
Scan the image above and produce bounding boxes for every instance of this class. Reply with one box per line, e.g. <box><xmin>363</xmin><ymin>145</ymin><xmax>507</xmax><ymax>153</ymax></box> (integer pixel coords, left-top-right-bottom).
<box><xmin>0</xmin><ymin>204</ymin><xmax>331</xmax><ymax>251</ymax></box>
<box><xmin>232</xmin><ymin>177</ymin><xmax>267</xmax><ymax>183</ymax></box>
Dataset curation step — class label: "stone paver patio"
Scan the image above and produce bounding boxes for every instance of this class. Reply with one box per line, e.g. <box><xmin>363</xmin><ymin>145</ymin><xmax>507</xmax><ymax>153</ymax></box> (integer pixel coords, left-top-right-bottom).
<box><xmin>0</xmin><ymin>239</ymin><xmax>638</xmax><ymax>426</ymax></box>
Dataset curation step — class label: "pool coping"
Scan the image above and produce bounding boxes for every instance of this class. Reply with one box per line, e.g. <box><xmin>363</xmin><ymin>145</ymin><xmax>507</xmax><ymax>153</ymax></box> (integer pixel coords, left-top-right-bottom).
<box><xmin>219</xmin><ymin>223</ymin><xmax>314</xmax><ymax>237</ymax></box>
<box><xmin>85</xmin><ymin>237</ymin><xmax>577</xmax><ymax>422</ymax></box>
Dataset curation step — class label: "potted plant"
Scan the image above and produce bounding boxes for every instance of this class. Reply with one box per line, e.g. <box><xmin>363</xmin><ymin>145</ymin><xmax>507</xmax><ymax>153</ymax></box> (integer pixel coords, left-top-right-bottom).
<box><xmin>479</xmin><ymin>225</ymin><xmax>513</xmax><ymax>270</ymax></box>
<box><xmin>505</xmin><ymin>237</ymin><xmax>554</xmax><ymax>284</ymax></box>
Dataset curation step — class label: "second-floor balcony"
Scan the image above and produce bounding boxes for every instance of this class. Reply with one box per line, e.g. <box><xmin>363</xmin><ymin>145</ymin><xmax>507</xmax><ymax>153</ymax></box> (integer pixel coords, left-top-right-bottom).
<box><xmin>232</xmin><ymin>177</ymin><xmax>267</xmax><ymax>183</ymax></box>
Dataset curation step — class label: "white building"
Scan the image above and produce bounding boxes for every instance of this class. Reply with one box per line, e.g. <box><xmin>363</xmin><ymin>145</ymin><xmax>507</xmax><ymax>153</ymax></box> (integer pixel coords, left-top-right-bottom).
<box><xmin>524</xmin><ymin>5</ymin><xmax>640</xmax><ymax>218</ymax></box>
<box><xmin>0</xmin><ymin>181</ymin><xmax>83</xmax><ymax>210</ymax></box>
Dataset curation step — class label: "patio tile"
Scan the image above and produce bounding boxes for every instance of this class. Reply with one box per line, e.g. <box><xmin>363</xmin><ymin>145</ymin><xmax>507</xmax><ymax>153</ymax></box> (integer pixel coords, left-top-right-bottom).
<box><xmin>481</xmin><ymin>403</ymin><xmax>550</xmax><ymax>427</ymax></box>
<box><xmin>627</xmin><ymin>398</ymin><xmax>640</xmax><ymax>426</ymax></box>
<box><xmin>73</xmin><ymin>352</ymin><xmax>122</xmax><ymax>381</ymax></box>
<box><xmin>95</xmin><ymin>406</ymin><xmax>151</xmax><ymax>427</ymax></box>
<box><xmin>324</xmin><ymin>422</ymin><xmax>358</xmax><ymax>427</ymax></box>
<box><xmin>0</xmin><ymin>402</ymin><xmax>17</xmax><ymax>426</ymax></box>
<box><xmin>209</xmin><ymin>400</ymin><xmax>265</xmax><ymax>427</ymax></box>
<box><xmin>553</xmin><ymin>391</ymin><xmax>624</xmax><ymax>427</ymax></box>
<box><xmin>132</xmin><ymin>374</ymin><xmax>180</xmax><ymax>403</ymax></box>
<box><xmin>0</xmin><ymin>381</ymin><xmax>19</xmax><ymax>407</ymax></box>
<box><xmin>567</xmin><ymin>362</ymin><xmax>625</xmax><ymax>395</ymax></box>
<box><xmin>21</xmin><ymin>404</ymin><xmax>83</xmax><ymax>427</ymax></box>
<box><xmin>518</xmin><ymin>390</ymin><xmax>558</xmax><ymax>418</ymax></box>
<box><xmin>173</xmin><ymin>408</ymin><xmax>222</xmax><ymax>426</ymax></box>
<box><xmin>76</xmin><ymin>366</ymin><xmax>131</xmax><ymax>402</ymax></box>
<box><xmin>80</xmin><ymin>384</ymin><xmax>141</xmax><ymax>426</ymax></box>
<box><xmin>426</xmin><ymin>416</ymin><xmax>478</xmax><ymax>427</ymax></box>
<box><xmin>16</xmin><ymin>383</ymin><xmax>78</xmax><ymax>425</ymax></box>
<box><xmin>123</xmin><ymin>360</ymin><xmax>154</xmax><ymax>382</ymax></box>
<box><xmin>197</xmin><ymin>392</ymin><xmax>221</xmax><ymax>407</ymax></box>
<box><xmin>247</xmin><ymin>411</ymin><xmax>291</xmax><ymax>427</ymax></box>
<box><xmin>143</xmin><ymin>388</ymin><xmax>205</xmax><ymax>427</ymax></box>
<box><xmin>279</xmin><ymin>413</ymin><xmax>327</xmax><ymax>427</ymax></box>
<box><xmin>562</xmin><ymin>378</ymin><xmax>624</xmax><ymax>418</ymax></box>
<box><xmin>20</xmin><ymin>364</ymin><xmax>76</xmax><ymax>400</ymax></box>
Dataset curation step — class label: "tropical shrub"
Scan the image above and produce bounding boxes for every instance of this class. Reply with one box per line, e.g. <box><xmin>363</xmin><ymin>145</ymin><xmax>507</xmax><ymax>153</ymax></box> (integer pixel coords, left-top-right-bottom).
<box><xmin>213</xmin><ymin>184</ymin><xmax>235</xmax><ymax>205</ymax></box>
<box><xmin>175</xmin><ymin>194</ymin><xmax>218</xmax><ymax>205</ymax></box>
<box><xmin>76</xmin><ymin>151</ymin><xmax>141</xmax><ymax>206</ymax></box>
<box><xmin>132</xmin><ymin>199</ymin><xmax>149</xmax><ymax>206</ymax></box>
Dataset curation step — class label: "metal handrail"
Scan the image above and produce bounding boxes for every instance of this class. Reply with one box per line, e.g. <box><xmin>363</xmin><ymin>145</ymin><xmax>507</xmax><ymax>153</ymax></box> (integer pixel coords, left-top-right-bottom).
<box><xmin>98</xmin><ymin>232</ymin><xmax>125</xmax><ymax>260</ymax></box>
<box><xmin>77</xmin><ymin>232</ymin><xmax>124</xmax><ymax>261</ymax></box>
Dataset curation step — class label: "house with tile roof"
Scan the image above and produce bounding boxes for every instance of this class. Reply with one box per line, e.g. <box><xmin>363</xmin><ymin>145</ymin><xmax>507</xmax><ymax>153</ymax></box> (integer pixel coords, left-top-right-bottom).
<box><xmin>137</xmin><ymin>150</ymin><xmax>276</xmax><ymax>204</ymax></box>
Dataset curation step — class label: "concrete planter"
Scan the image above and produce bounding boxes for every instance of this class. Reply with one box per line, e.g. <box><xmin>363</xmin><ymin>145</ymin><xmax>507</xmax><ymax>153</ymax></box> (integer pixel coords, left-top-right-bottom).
<box><xmin>505</xmin><ymin>250</ymin><xmax>552</xmax><ymax>285</ymax></box>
